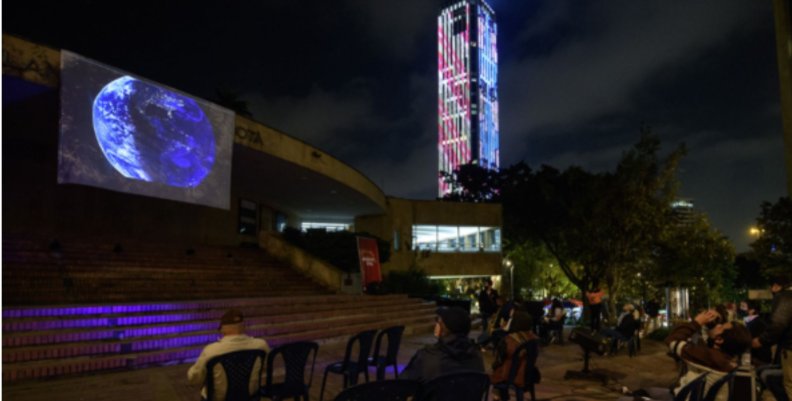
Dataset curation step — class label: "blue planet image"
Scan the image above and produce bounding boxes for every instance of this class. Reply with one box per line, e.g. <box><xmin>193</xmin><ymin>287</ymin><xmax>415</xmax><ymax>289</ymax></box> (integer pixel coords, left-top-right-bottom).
<box><xmin>92</xmin><ymin>76</ymin><xmax>215</xmax><ymax>187</ymax></box>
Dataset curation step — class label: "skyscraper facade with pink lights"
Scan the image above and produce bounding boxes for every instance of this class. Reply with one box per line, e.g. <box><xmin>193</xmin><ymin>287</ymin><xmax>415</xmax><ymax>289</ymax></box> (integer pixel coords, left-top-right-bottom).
<box><xmin>438</xmin><ymin>0</ymin><xmax>499</xmax><ymax>196</ymax></box>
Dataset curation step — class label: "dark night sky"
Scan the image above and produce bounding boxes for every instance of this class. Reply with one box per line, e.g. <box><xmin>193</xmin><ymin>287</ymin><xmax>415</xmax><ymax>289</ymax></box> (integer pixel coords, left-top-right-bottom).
<box><xmin>4</xmin><ymin>0</ymin><xmax>787</xmax><ymax>251</ymax></box>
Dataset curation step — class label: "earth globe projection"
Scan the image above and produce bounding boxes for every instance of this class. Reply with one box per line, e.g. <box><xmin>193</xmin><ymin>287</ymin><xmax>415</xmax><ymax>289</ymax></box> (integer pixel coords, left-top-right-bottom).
<box><xmin>92</xmin><ymin>76</ymin><xmax>216</xmax><ymax>187</ymax></box>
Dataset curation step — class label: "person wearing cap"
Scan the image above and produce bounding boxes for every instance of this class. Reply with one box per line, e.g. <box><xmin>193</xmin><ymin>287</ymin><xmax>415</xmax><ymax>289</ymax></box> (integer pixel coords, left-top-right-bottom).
<box><xmin>401</xmin><ymin>307</ymin><xmax>484</xmax><ymax>382</ymax></box>
<box><xmin>753</xmin><ymin>275</ymin><xmax>792</xmax><ymax>400</ymax></box>
<box><xmin>599</xmin><ymin>303</ymin><xmax>638</xmax><ymax>354</ymax></box>
<box><xmin>490</xmin><ymin>311</ymin><xmax>540</xmax><ymax>401</ymax></box>
<box><xmin>187</xmin><ymin>309</ymin><xmax>270</xmax><ymax>401</ymax></box>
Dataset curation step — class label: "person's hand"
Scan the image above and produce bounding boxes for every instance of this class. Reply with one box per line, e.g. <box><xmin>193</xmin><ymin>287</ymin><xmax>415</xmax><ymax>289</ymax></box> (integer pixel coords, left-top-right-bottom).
<box><xmin>694</xmin><ymin>309</ymin><xmax>720</xmax><ymax>326</ymax></box>
<box><xmin>752</xmin><ymin>337</ymin><xmax>762</xmax><ymax>349</ymax></box>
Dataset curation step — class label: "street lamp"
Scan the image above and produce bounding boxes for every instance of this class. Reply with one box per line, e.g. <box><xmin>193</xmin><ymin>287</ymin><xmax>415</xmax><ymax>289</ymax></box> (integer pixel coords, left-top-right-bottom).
<box><xmin>505</xmin><ymin>259</ymin><xmax>514</xmax><ymax>298</ymax></box>
<box><xmin>748</xmin><ymin>226</ymin><xmax>762</xmax><ymax>237</ymax></box>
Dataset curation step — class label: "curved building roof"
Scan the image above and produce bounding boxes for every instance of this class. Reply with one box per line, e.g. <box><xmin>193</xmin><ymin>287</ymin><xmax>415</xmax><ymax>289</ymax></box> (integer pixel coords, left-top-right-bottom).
<box><xmin>3</xmin><ymin>34</ymin><xmax>387</xmax><ymax>222</ymax></box>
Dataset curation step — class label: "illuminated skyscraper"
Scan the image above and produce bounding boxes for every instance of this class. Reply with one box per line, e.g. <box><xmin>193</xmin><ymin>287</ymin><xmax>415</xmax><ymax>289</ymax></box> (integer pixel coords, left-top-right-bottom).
<box><xmin>438</xmin><ymin>0</ymin><xmax>499</xmax><ymax>196</ymax></box>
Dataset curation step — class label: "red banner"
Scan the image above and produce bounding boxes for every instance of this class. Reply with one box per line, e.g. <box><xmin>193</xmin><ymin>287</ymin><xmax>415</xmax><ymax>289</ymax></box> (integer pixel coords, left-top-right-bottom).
<box><xmin>356</xmin><ymin>236</ymin><xmax>382</xmax><ymax>290</ymax></box>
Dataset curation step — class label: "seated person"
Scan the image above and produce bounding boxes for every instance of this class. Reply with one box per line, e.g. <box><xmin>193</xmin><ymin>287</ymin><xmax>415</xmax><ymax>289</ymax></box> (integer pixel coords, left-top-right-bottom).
<box><xmin>491</xmin><ymin>311</ymin><xmax>540</xmax><ymax>400</ymax></box>
<box><xmin>479</xmin><ymin>297</ymin><xmax>514</xmax><ymax>350</ymax></box>
<box><xmin>402</xmin><ymin>307</ymin><xmax>484</xmax><ymax>382</ymax></box>
<box><xmin>618</xmin><ymin>309</ymin><xmax>751</xmax><ymax>401</ymax></box>
<box><xmin>539</xmin><ymin>299</ymin><xmax>565</xmax><ymax>343</ymax></box>
<box><xmin>743</xmin><ymin>300</ymin><xmax>772</xmax><ymax>365</ymax></box>
<box><xmin>599</xmin><ymin>303</ymin><xmax>638</xmax><ymax>354</ymax></box>
<box><xmin>187</xmin><ymin>309</ymin><xmax>270</xmax><ymax>401</ymax></box>
<box><xmin>523</xmin><ymin>300</ymin><xmax>546</xmax><ymax>334</ymax></box>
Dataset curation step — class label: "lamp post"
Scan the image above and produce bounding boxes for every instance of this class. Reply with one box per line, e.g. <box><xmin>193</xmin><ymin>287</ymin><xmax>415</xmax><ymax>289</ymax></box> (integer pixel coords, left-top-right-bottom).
<box><xmin>505</xmin><ymin>259</ymin><xmax>514</xmax><ymax>298</ymax></box>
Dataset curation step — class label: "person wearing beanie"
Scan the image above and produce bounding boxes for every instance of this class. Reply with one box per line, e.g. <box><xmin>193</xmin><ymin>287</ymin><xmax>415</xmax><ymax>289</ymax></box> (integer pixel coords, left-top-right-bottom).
<box><xmin>187</xmin><ymin>309</ymin><xmax>270</xmax><ymax>401</ymax></box>
<box><xmin>490</xmin><ymin>311</ymin><xmax>540</xmax><ymax>400</ymax></box>
<box><xmin>402</xmin><ymin>307</ymin><xmax>484</xmax><ymax>382</ymax></box>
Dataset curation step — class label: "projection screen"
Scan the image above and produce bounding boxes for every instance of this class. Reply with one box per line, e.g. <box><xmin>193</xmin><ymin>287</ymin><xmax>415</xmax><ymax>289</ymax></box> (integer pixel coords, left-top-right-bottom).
<box><xmin>58</xmin><ymin>50</ymin><xmax>234</xmax><ymax>209</ymax></box>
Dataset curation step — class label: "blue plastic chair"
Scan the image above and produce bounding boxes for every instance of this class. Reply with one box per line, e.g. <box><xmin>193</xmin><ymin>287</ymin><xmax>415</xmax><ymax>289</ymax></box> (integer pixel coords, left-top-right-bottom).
<box><xmin>204</xmin><ymin>349</ymin><xmax>266</xmax><ymax>401</ymax></box>
<box><xmin>368</xmin><ymin>326</ymin><xmax>405</xmax><ymax>381</ymax></box>
<box><xmin>261</xmin><ymin>341</ymin><xmax>318</xmax><ymax>401</ymax></box>
<box><xmin>320</xmin><ymin>330</ymin><xmax>377</xmax><ymax>401</ymax></box>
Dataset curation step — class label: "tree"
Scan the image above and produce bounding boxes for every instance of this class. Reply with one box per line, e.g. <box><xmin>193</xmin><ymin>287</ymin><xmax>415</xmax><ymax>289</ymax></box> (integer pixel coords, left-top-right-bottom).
<box><xmin>750</xmin><ymin>197</ymin><xmax>792</xmax><ymax>278</ymax></box>
<box><xmin>440</xmin><ymin>162</ymin><xmax>502</xmax><ymax>202</ymax></box>
<box><xmin>507</xmin><ymin>241</ymin><xmax>577</xmax><ymax>300</ymax></box>
<box><xmin>444</xmin><ymin>131</ymin><xmax>692</xmax><ymax>318</ymax></box>
<box><xmin>652</xmin><ymin>212</ymin><xmax>736</xmax><ymax>308</ymax></box>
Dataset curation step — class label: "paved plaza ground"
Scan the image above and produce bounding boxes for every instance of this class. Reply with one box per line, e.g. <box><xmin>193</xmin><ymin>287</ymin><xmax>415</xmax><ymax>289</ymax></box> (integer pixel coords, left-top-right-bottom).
<box><xmin>3</xmin><ymin>327</ymin><xmax>779</xmax><ymax>401</ymax></box>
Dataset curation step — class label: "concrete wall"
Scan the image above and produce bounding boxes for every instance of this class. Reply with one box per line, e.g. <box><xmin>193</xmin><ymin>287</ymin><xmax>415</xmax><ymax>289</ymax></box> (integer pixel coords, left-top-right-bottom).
<box><xmin>356</xmin><ymin>197</ymin><xmax>503</xmax><ymax>276</ymax></box>
<box><xmin>235</xmin><ymin>117</ymin><xmax>386</xmax><ymax>212</ymax></box>
<box><xmin>2</xmin><ymin>35</ymin><xmax>385</xmax><ymax>247</ymax></box>
<box><xmin>258</xmin><ymin>232</ymin><xmax>345</xmax><ymax>292</ymax></box>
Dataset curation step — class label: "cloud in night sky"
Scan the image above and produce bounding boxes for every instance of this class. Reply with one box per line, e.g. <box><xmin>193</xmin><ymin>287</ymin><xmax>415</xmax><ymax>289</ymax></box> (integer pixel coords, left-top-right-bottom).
<box><xmin>4</xmin><ymin>0</ymin><xmax>787</xmax><ymax>250</ymax></box>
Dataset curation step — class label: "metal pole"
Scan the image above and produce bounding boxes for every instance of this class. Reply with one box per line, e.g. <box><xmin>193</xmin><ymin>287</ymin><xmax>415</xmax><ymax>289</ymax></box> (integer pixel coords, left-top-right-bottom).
<box><xmin>510</xmin><ymin>264</ymin><xmax>515</xmax><ymax>299</ymax></box>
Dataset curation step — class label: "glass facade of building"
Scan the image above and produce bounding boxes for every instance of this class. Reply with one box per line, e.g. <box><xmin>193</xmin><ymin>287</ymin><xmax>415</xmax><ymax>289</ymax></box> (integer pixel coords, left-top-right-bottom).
<box><xmin>412</xmin><ymin>224</ymin><xmax>501</xmax><ymax>252</ymax></box>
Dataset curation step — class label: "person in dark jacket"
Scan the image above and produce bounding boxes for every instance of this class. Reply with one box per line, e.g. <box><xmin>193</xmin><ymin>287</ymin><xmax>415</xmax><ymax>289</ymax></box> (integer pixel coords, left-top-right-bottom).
<box><xmin>478</xmin><ymin>296</ymin><xmax>514</xmax><ymax>349</ymax></box>
<box><xmin>402</xmin><ymin>307</ymin><xmax>485</xmax><ymax>382</ymax></box>
<box><xmin>478</xmin><ymin>279</ymin><xmax>499</xmax><ymax>333</ymax></box>
<box><xmin>743</xmin><ymin>300</ymin><xmax>772</xmax><ymax>365</ymax></box>
<box><xmin>753</xmin><ymin>276</ymin><xmax>792</xmax><ymax>400</ymax></box>
<box><xmin>600</xmin><ymin>303</ymin><xmax>638</xmax><ymax>354</ymax></box>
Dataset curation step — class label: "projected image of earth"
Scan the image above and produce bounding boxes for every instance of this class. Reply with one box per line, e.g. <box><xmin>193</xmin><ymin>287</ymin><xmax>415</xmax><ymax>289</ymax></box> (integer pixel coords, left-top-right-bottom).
<box><xmin>92</xmin><ymin>76</ymin><xmax>215</xmax><ymax>187</ymax></box>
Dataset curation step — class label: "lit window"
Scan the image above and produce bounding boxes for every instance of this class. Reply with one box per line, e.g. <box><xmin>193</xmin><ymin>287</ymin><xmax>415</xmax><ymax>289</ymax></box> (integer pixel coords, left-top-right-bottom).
<box><xmin>412</xmin><ymin>225</ymin><xmax>501</xmax><ymax>253</ymax></box>
<box><xmin>300</xmin><ymin>222</ymin><xmax>350</xmax><ymax>232</ymax></box>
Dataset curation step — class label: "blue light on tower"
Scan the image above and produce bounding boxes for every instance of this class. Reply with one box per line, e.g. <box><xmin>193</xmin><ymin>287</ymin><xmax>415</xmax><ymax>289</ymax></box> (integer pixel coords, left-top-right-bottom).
<box><xmin>438</xmin><ymin>0</ymin><xmax>499</xmax><ymax>196</ymax></box>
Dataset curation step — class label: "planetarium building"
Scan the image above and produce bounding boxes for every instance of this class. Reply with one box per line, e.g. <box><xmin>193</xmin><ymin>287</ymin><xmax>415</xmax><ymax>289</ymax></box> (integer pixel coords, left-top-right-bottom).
<box><xmin>3</xmin><ymin>35</ymin><xmax>503</xmax><ymax>289</ymax></box>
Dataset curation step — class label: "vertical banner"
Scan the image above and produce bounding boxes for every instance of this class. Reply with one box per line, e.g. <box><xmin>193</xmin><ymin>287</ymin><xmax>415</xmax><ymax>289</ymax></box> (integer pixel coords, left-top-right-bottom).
<box><xmin>356</xmin><ymin>236</ymin><xmax>382</xmax><ymax>291</ymax></box>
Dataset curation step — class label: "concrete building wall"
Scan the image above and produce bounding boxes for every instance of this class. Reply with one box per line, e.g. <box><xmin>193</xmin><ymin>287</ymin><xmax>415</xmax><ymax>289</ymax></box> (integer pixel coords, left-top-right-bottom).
<box><xmin>2</xmin><ymin>35</ymin><xmax>385</xmax><ymax>247</ymax></box>
<box><xmin>356</xmin><ymin>197</ymin><xmax>503</xmax><ymax>276</ymax></box>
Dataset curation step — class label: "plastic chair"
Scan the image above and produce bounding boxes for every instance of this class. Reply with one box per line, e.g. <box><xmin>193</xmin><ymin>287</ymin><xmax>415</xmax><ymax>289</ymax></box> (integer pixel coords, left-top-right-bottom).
<box><xmin>204</xmin><ymin>349</ymin><xmax>266</xmax><ymax>401</ymax></box>
<box><xmin>368</xmin><ymin>325</ymin><xmax>405</xmax><ymax>381</ymax></box>
<box><xmin>417</xmin><ymin>371</ymin><xmax>490</xmax><ymax>401</ymax></box>
<box><xmin>320</xmin><ymin>329</ymin><xmax>377</xmax><ymax>401</ymax></box>
<box><xmin>673</xmin><ymin>372</ymin><xmax>708</xmax><ymax>401</ymax></box>
<box><xmin>492</xmin><ymin>340</ymin><xmax>540</xmax><ymax>401</ymax></box>
<box><xmin>261</xmin><ymin>341</ymin><xmax>318</xmax><ymax>401</ymax></box>
<box><xmin>332</xmin><ymin>379</ymin><xmax>421</xmax><ymax>401</ymax></box>
<box><xmin>703</xmin><ymin>369</ymin><xmax>738</xmax><ymax>401</ymax></box>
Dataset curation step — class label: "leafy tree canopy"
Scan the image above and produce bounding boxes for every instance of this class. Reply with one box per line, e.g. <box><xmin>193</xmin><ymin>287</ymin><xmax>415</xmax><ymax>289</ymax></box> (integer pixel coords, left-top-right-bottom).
<box><xmin>750</xmin><ymin>196</ymin><xmax>792</xmax><ymax>278</ymax></box>
<box><xmin>443</xmin><ymin>130</ymin><xmax>736</xmax><ymax>309</ymax></box>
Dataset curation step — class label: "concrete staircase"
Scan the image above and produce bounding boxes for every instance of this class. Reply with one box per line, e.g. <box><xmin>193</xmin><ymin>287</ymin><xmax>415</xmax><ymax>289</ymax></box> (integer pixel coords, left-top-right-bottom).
<box><xmin>2</xmin><ymin>237</ymin><xmax>329</xmax><ymax>305</ymax></box>
<box><xmin>1</xmin><ymin>238</ymin><xmax>437</xmax><ymax>382</ymax></box>
<box><xmin>2</xmin><ymin>294</ymin><xmax>437</xmax><ymax>382</ymax></box>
